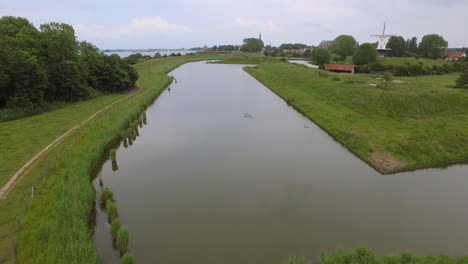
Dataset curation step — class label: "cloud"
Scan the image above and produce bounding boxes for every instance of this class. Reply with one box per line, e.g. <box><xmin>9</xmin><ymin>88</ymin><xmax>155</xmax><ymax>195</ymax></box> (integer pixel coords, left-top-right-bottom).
<box><xmin>75</xmin><ymin>16</ymin><xmax>189</xmax><ymax>39</ymax></box>
<box><xmin>286</xmin><ymin>0</ymin><xmax>360</xmax><ymax>18</ymax></box>
<box><xmin>233</xmin><ymin>17</ymin><xmax>281</xmax><ymax>33</ymax></box>
<box><xmin>120</xmin><ymin>16</ymin><xmax>189</xmax><ymax>34</ymax></box>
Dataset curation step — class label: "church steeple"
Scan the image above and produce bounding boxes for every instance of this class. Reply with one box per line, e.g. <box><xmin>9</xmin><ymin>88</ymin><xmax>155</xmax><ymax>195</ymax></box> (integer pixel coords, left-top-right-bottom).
<box><xmin>259</xmin><ymin>33</ymin><xmax>262</xmax><ymax>41</ymax></box>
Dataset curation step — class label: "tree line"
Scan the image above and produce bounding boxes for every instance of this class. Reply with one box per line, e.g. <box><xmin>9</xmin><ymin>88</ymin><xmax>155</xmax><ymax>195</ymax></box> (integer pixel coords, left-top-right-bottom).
<box><xmin>0</xmin><ymin>16</ymin><xmax>138</xmax><ymax>109</ymax></box>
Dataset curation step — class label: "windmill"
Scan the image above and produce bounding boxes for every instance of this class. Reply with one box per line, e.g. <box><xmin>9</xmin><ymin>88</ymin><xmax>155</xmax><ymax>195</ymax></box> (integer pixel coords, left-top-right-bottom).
<box><xmin>371</xmin><ymin>22</ymin><xmax>395</xmax><ymax>57</ymax></box>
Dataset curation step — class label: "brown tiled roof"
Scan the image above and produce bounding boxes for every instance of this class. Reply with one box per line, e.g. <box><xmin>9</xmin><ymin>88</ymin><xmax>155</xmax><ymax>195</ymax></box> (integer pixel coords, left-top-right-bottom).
<box><xmin>324</xmin><ymin>64</ymin><xmax>355</xmax><ymax>72</ymax></box>
<box><xmin>447</xmin><ymin>52</ymin><xmax>465</xmax><ymax>59</ymax></box>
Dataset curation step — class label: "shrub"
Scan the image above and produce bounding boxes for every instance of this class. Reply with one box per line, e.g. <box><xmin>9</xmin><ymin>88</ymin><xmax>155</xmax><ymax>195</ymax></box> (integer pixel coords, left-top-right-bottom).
<box><xmin>111</xmin><ymin>219</ymin><xmax>121</xmax><ymax>238</ymax></box>
<box><xmin>117</xmin><ymin>227</ymin><xmax>129</xmax><ymax>253</ymax></box>
<box><xmin>121</xmin><ymin>252</ymin><xmax>135</xmax><ymax>264</ymax></box>
<box><xmin>110</xmin><ymin>148</ymin><xmax>117</xmax><ymax>162</ymax></box>
<box><xmin>382</xmin><ymin>71</ymin><xmax>393</xmax><ymax>81</ymax></box>
<box><xmin>106</xmin><ymin>200</ymin><xmax>118</xmax><ymax>221</ymax></box>
<box><xmin>100</xmin><ymin>187</ymin><xmax>113</xmax><ymax>205</ymax></box>
<box><xmin>456</xmin><ymin>70</ymin><xmax>468</xmax><ymax>88</ymax></box>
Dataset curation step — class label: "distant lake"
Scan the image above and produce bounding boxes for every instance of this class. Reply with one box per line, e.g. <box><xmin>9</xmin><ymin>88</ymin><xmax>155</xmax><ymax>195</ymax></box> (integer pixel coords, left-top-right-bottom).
<box><xmin>102</xmin><ymin>50</ymin><xmax>194</xmax><ymax>58</ymax></box>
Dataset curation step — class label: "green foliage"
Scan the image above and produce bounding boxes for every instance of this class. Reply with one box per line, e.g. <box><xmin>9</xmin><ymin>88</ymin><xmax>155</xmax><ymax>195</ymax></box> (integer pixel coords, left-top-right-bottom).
<box><xmin>106</xmin><ymin>200</ymin><xmax>118</xmax><ymax>221</ymax></box>
<box><xmin>110</xmin><ymin>148</ymin><xmax>117</xmax><ymax>161</ymax></box>
<box><xmin>121</xmin><ymin>252</ymin><xmax>135</xmax><ymax>264</ymax></box>
<box><xmin>387</xmin><ymin>36</ymin><xmax>408</xmax><ymax>57</ymax></box>
<box><xmin>383</xmin><ymin>71</ymin><xmax>394</xmax><ymax>81</ymax></box>
<box><xmin>353</xmin><ymin>43</ymin><xmax>377</xmax><ymax>65</ymax></box>
<box><xmin>418</xmin><ymin>34</ymin><xmax>448</xmax><ymax>59</ymax></box>
<box><xmin>320</xmin><ymin>248</ymin><xmax>468</xmax><ymax>264</ymax></box>
<box><xmin>279</xmin><ymin>43</ymin><xmax>308</xmax><ymax>50</ymax></box>
<box><xmin>331</xmin><ymin>35</ymin><xmax>357</xmax><ymax>60</ymax></box>
<box><xmin>0</xmin><ymin>16</ymin><xmax>137</xmax><ymax>116</ymax></box>
<box><xmin>407</xmin><ymin>37</ymin><xmax>418</xmax><ymax>54</ymax></box>
<box><xmin>456</xmin><ymin>70</ymin><xmax>468</xmax><ymax>88</ymax></box>
<box><xmin>311</xmin><ymin>48</ymin><xmax>330</xmax><ymax>66</ymax></box>
<box><xmin>123</xmin><ymin>52</ymin><xmax>152</xmax><ymax>65</ymax></box>
<box><xmin>240</xmin><ymin>38</ymin><xmax>264</xmax><ymax>52</ymax></box>
<box><xmin>111</xmin><ymin>219</ymin><xmax>121</xmax><ymax>238</ymax></box>
<box><xmin>100</xmin><ymin>187</ymin><xmax>114</xmax><ymax>204</ymax></box>
<box><xmin>116</xmin><ymin>227</ymin><xmax>129</xmax><ymax>253</ymax></box>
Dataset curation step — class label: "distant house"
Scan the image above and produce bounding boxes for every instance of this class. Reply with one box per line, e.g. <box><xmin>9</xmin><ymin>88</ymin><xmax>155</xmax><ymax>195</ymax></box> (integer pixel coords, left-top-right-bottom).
<box><xmin>446</xmin><ymin>52</ymin><xmax>466</xmax><ymax>61</ymax></box>
<box><xmin>324</xmin><ymin>64</ymin><xmax>355</xmax><ymax>74</ymax></box>
<box><xmin>319</xmin><ymin>40</ymin><xmax>333</xmax><ymax>49</ymax></box>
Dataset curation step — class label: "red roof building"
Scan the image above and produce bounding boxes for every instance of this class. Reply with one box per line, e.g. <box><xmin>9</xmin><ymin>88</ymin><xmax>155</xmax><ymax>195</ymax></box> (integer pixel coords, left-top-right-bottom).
<box><xmin>446</xmin><ymin>52</ymin><xmax>466</xmax><ymax>61</ymax></box>
<box><xmin>324</xmin><ymin>64</ymin><xmax>355</xmax><ymax>74</ymax></box>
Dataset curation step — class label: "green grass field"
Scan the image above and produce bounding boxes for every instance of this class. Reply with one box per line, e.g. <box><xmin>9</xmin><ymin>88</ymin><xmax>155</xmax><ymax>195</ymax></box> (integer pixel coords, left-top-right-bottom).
<box><xmin>245</xmin><ymin>62</ymin><xmax>468</xmax><ymax>172</ymax></box>
<box><xmin>0</xmin><ymin>54</ymin><xmax>222</xmax><ymax>263</ymax></box>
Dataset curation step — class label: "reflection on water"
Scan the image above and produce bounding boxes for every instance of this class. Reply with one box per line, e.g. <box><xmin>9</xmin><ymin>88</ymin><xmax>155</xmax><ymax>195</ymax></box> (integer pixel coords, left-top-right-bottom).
<box><xmin>287</xmin><ymin>59</ymin><xmax>318</xmax><ymax>68</ymax></box>
<box><xmin>95</xmin><ymin>61</ymin><xmax>468</xmax><ymax>264</ymax></box>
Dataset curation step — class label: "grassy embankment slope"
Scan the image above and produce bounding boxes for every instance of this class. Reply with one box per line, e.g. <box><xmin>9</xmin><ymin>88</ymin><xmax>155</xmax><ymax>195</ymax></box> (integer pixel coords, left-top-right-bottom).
<box><xmin>244</xmin><ymin>62</ymin><xmax>468</xmax><ymax>172</ymax></box>
<box><xmin>0</xmin><ymin>54</ymin><xmax>221</xmax><ymax>263</ymax></box>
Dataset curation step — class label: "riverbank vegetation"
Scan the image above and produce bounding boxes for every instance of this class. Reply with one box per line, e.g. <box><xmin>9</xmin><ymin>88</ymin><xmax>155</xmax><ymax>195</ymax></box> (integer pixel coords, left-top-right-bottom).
<box><xmin>244</xmin><ymin>61</ymin><xmax>468</xmax><ymax>172</ymax></box>
<box><xmin>289</xmin><ymin>247</ymin><xmax>468</xmax><ymax>264</ymax></box>
<box><xmin>0</xmin><ymin>16</ymin><xmax>137</xmax><ymax>121</ymax></box>
<box><xmin>0</xmin><ymin>54</ymin><xmax>222</xmax><ymax>263</ymax></box>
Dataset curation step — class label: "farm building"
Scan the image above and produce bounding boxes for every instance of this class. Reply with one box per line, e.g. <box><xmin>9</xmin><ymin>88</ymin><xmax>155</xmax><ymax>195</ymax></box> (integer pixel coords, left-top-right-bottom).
<box><xmin>446</xmin><ymin>52</ymin><xmax>466</xmax><ymax>61</ymax></box>
<box><xmin>324</xmin><ymin>64</ymin><xmax>355</xmax><ymax>74</ymax></box>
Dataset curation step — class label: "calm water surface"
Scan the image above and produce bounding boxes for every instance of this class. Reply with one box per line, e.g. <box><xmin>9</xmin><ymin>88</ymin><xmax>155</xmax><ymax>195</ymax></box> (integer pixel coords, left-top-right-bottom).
<box><xmin>94</xmin><ymin>62</ymin><xmax>468</xmax><ymax>264</ymax></box>
<box><xmin>287</xmin><ymin>60</ymin><xmax>318</xmax><ymax>68</ymax></box>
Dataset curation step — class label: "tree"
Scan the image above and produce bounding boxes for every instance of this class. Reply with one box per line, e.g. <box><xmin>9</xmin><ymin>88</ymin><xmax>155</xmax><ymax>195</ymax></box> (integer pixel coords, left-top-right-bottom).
<box><xmin>303</xmin><ymin>49</ymin><xmax>311</xmax><ymax>57</ymax></box>
<box><xmin>240</xmin><ymin>38</ymin><xmax>264</xmax><ymax>52</ymax></box>
<box><xmin>456</xmin><ymin>70</ymin><xmax>468</xmax><ymax>88</ymax></box>
<box><xmin>0</xmin><ymin>16</ymin><xmax>35</xmax><ymax>38</ymax></box>
<box><xmin>311</xmin><ymin>48</ymin><xmax>330</xmax><ymax>66</ymax></box>
<box><xmin>418</xmin><ymin>34</ymin><xmax>448</xmax><ymax>59</ymax></box>
<box><xmin>386</xmin><ymin>36</ymin><xmax>407</xmax><ymax>57</ymax></box>
<box><xmin>0</xmin><ymin>17</ymin><xmax>47</xmax><ymax>107</ymax></box>
<box><xmin>353</xmin><ymin>43</ymin><xmax>377</xmax><ymax>65</ymax></box>
<box><xmin>40</xmin><ymin>22</ymin><xmax>86</xmax><ymax>101</ymax></box>
<box><xmin>407</xmin><ymin>37</ymin><xmax>418</xmax><ymax>54</ymax></box>
<box><xmin>331</xmin><ymin>35</ymin><xmax>357</xmax><ymax>60</ymax></box>
<box><xmin>279</xmin><ymin>43</ymin><xmax>307</xmax><ymax>50</ymax></box>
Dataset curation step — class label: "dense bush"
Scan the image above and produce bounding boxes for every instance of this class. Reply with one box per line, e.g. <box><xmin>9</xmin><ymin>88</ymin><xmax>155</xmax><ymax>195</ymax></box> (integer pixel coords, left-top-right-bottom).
<box><xmin>456</xmin><ymin>70</ymin><xmax>468</xmax><ymax>88</ymax></box>
<box><xmin>0</xmin><ymin>16</ymin><xmax>138</xmax><ymax>110</ymax></box>
<box><xmin>355</xmin><ymin>60</ymin><xmax>468</xmax><ymax>76</ymax></box>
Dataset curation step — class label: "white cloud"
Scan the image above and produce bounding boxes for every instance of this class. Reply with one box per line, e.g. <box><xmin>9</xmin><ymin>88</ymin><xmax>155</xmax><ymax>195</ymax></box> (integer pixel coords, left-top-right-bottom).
<box><xmin>120</xmin><ymin>16</ymin><xmax>189</xmax><ymax>34</ymax></box>
<box><xmin>233</xmin><ymin>17</ymin><xmax>281</xmax><ymax>33</ymax></box>
<box><xmin>74</xmin><ymin>16</ymin><xmax>189</xmax><ymax>39</ymax></box>
<box><xmin>286</xmin><ymin>0</ymin><xmax>360</xmax><ymax>18</ymax></box>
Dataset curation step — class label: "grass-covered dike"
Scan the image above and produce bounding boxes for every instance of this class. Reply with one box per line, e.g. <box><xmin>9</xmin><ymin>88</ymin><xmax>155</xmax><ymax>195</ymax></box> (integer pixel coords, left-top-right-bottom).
<box><xmin>12</xmin><ymin>54</ymin><xmax>221</xmax><ymax>263</ymax></box>
<box><xmin>245</xmin><ymin>62</ymin><xmax>468</xmax><ymax>173</ymax></box>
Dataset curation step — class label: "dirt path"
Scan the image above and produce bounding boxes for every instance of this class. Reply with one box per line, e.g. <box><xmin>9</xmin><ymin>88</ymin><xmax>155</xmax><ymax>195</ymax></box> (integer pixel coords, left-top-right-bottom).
<box><xmin>0</xmin><ymin>86</ymin><xmax>141</xmax><ymax>200</ymax></box>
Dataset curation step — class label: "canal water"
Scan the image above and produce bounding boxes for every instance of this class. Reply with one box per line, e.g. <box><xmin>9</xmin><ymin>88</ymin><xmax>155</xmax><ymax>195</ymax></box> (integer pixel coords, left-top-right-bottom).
<box><xmin>94</xmin><ymin>61</ymin><xmax>468</xmax><ymax>264</ymax></box>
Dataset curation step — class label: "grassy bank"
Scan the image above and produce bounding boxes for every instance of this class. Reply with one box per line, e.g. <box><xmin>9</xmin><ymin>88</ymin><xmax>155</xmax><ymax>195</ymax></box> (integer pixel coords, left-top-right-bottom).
<box><xmin>0</xmin><ymin>54</ymin><xmax>221</xmax><ymax>263</ymax></box>
<box><xmin>0</xmin><ymin>94</ymin><xmax>126</xmax><ymax>188</ymax></box>
<box><xmin>245</xmin><ymin>62</ymin><xmax>468</xmax><ymax>172</ymax></box>
<box><xmin>289</xmin><ymin>247</ymin><xmax>468</xmax><ymax>264</ymax></box>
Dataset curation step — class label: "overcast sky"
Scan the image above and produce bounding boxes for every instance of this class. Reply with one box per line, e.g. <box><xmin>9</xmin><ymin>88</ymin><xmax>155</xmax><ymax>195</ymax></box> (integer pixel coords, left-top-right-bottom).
<box><xmin>1</xmin><ymin>0</ymin><xmax>467</xmax><ymax>49</ymax></box>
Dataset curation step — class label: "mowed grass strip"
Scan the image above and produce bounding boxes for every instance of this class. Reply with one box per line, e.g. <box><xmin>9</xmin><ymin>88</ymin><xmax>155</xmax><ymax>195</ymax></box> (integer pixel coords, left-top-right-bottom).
<box><xmin>245</xmin><ymin>62</ymin><xmax>468</xmax><ymax>171</ymax></box>
<box><xmin>0</xmin><ymin>94</ymin><xmax>125</xmax><ymax>187</ymax></box>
